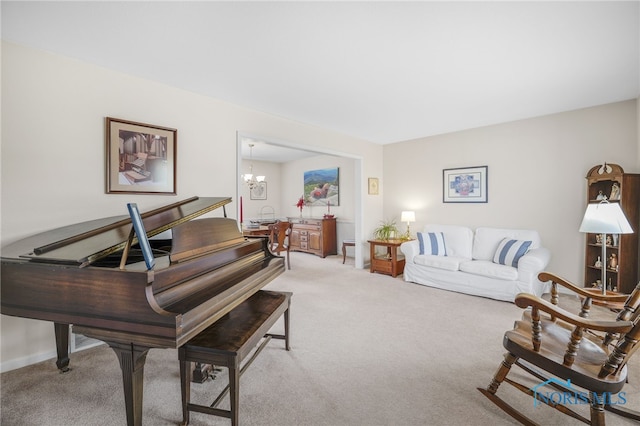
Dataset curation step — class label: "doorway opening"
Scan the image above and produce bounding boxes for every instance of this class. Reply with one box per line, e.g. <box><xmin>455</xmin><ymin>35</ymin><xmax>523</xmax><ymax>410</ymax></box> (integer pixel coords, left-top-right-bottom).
<box><xmin>236</xmin><ymin>132</ymin><xmax>364</xmax><ymax>268</ymax></box>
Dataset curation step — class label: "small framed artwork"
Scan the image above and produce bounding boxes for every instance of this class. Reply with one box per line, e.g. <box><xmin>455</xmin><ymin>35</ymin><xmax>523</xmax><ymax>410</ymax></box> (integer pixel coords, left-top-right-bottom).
<box><xmin>368</xmin><ymin>177</ymin><xmax>379</xmax><ymax>195</ymax></box>
<box><xmin>443</xmin><ymin>166</ymin><xmax>488</xmax><ymax>203</ymax></box>
<box><xmin>106</xmin><ymin>117</ymin><xmax>177</xmax><ymax>195</ymax></box>
<box><xmin>250</xmin><ymin>182</ymin><xmax>267</xmax><ymax>200</ymax></box>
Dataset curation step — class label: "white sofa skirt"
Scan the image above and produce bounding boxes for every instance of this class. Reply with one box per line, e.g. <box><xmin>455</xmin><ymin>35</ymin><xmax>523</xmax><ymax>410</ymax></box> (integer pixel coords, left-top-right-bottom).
<box><xmin>403</xmin><ymin>262</ymin><xmax>548</xmax><ymax>302</ymax></box>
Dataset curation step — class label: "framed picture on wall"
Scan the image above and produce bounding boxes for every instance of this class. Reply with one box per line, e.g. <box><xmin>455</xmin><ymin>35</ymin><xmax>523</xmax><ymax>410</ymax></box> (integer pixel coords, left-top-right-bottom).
<box><xmin>250</xmin><ymin>182</ymin><xmax>267</xmax><ymax>200</ymax></box>
<box><xmin>443</xmin><ymin>166</ymin><xmax>488</xmax><ymax>203</ymax></box>
<box><xmin>106</xmin><ymin>117</ymin><xmax>177</xmax><ymax>195</ymax></box>
<box><xmin>368</xmin><ymin>177</ymin><xmax>379</xmax><ymax>195</ymax></box>
<box><xmin>304</xmin><ymin>167</ymin><xmax>339</xmax><ymax>206</ymax></box>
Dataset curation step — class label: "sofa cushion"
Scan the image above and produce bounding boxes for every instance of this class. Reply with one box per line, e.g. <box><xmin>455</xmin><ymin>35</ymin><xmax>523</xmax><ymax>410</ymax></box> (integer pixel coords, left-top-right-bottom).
<box><xmin>459</xmin><ymin>260</ymin><xmax>519</xmax><ymax>281</ymax></box>
<box><xmin>472</xmin><ymin>227</ymin><xmax>541</xmax><ymax>261</ymax></box>
<box><xmin>414</xmin><ymin>255</ymin><xmax>467</xmax><ymax>272</ymax></box>
<box><xmin>417</xmin><ymin>232</ymin><xmax>447</xmax><ymax>256</ymax></box>
<box><xmin>493</xmin><ymin>238</ymin><xmax>532</xmax><ymax>267</ymax></box>
<box><xmin>422</xmin><ymin>224</ymin><xmax>473</xmax><ymax>258</ymax></box>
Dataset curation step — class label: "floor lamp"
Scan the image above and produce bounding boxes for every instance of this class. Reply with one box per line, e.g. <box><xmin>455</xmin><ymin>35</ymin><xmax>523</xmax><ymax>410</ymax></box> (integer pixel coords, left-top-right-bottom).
<box><xmin>579</xmin><ymin>200</ymin><xmax>633</xmax><ymax>295</ymax></box>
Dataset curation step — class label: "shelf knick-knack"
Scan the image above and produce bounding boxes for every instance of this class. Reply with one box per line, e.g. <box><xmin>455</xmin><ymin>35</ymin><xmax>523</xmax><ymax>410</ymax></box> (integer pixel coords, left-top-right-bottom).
<box><xmin>594</xmin><ymin>256</ymin><xmax>602</xmax><ymax>268</ymax></box>
<box><xmin>610</xmin><ymin>182</ymin><xmax>620</xmax><ymax>200</ymax></box>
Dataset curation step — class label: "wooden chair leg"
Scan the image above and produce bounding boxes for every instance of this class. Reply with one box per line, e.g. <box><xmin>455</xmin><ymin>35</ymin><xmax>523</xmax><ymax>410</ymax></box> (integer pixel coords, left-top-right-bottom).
<box><xmin>487</xmin><ymin>352</ymin><xmax>517</xmax><ymax>395</ymax></box>
<box><xmin>478</xmin><ymin>353</ymin><xmax>539</xmax><ymax>426</ymax></box>
<box><xmin>591</xmin><ymin>392</ymin><xmax>606</xmax><ymax>426</ymax></box>
<box><xmin>286</xmin><ymin>249</ymin><xmax>291</xmax><ymax>270</ymax></box>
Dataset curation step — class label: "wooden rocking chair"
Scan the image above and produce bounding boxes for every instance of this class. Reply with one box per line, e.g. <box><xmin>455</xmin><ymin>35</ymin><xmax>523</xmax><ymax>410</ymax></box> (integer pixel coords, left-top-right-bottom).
<box><xmin>479</xmin><ymin>271</ymin><xmax>640</xmax><ymax>425</ymax></box>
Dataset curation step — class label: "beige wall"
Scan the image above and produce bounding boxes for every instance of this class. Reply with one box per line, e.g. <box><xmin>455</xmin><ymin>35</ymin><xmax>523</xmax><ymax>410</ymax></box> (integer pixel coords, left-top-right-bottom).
<box><xmin>240</xmin><ymin>154</ymin><xmax>357</xmax><ymax>243</ymax></box>
<box><xmin>281</xmin><ymin>155</ymin><xmax>357</xmax><ymax>244</ymax></box>
<box><xmin>0</xmin><ymin>42</ymin><xmax>383</xmax><ymax>371</ymax></box>
<box><xmin>240</xmin><ymin>156</ymin><xmax>355</xmax><ymax>222</ymax></box>
<box><xmin>240</xmin><ymin>159</ymin><xmax>284</xmax><ymax>221</ymax></box>
<box><xmin>383</xmin><ymin>99</ymin><xmax>639</xmax><ymax>285</ymax></box>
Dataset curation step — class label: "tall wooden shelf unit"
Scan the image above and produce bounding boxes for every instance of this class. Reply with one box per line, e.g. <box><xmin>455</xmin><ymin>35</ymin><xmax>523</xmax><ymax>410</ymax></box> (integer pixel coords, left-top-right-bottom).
<box><xmin>583</xmin><ymin>163</ymin><xmax>640</xmax><ymax>294</ymax></box>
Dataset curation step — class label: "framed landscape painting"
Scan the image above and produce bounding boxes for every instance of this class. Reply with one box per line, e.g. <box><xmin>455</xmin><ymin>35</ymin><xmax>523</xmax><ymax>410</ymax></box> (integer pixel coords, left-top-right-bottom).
<box><xmin>106</xmin><ymin>117</ymin><xmax>177</xmax><ymax>195</ymax></box>
<box><xmin>304</xmin><ymin>167</ymin><xmax>339</xmax><ymax>207</ymax></box>
<box><xmin>443</xmin><ymin>166</ymin><xmax>488</xmax><ymax>203</ymax></box>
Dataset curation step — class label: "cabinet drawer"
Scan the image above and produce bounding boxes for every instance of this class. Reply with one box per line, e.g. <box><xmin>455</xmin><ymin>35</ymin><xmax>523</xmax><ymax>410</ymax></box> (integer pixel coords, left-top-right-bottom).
<box><xmin>371</xmin><ymin>258</ymin><xmax>393</xmax><ymax>273</ymax></box>
<box><xmin>296</xmin><ymin>225</ymin><xmax>320</xmax><ymax>232</ymax></box>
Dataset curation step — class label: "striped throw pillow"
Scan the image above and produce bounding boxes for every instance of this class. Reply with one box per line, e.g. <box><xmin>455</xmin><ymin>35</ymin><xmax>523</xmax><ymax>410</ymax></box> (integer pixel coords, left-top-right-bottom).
<box><xmin>418</xmin><ymin>232</ymin><xmax>447</xmax><ymax>256</ymax></box>
<box><xmin>493</xmin><ymin>239</ymin><xmax>532</xmax><ymax>267</ymax></box>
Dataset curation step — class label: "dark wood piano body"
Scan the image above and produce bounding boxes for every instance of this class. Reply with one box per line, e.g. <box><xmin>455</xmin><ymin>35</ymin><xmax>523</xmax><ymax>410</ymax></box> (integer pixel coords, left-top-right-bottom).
<box><xmin>0</xmin><ymin>196</ymin><xmax>285</xmax><ymax>426</ymax></box>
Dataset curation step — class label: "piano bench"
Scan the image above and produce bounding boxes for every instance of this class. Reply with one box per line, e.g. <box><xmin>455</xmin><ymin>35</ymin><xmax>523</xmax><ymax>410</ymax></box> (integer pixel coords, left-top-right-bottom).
<box><xmin>178</xmin><ymin>290</ymin><xmax>292</xmax><ymax>426</ymax></box>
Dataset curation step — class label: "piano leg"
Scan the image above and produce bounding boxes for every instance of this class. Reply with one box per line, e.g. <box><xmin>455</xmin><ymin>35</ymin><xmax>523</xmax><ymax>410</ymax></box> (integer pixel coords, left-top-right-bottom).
<box><xmin>107</xmin><ymin>342</ymin><xmax>150</xmax><ymax>426</ymax></box>
<box><xmin>53</xmin><ymin>322</ymin><xmax>70</xmax><ymax>372</ymax></box>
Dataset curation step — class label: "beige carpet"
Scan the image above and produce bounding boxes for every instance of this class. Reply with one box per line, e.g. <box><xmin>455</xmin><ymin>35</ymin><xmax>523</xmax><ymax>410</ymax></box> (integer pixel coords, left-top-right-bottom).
<box><xmin>2</xmin><ymin>252</ymin><xmax>639</xmax><ymax>425</ymax></box>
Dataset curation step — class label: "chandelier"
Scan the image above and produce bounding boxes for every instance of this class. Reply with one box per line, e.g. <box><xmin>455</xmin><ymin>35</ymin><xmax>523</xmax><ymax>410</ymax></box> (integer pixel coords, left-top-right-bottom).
<box><xmin>242</xmin><ymin>144</ymin><xmax>266</xmax><ymax>190</ymax></box>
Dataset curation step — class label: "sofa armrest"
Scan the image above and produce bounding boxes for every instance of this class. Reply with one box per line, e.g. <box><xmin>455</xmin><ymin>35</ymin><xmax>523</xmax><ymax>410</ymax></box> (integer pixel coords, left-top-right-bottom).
<box><xmin>400</xmin><ymin>240</ymin><xmax>420</xmax><ymax>264</ymax></box>
<box><xmin>517</xmin><ymin>247</ymin><xmax>551</xmax><ymax>284</ymax></box>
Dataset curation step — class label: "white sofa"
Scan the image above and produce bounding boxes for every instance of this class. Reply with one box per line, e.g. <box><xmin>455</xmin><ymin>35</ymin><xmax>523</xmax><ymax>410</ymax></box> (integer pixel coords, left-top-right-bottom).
<box><xmin>400</xmin><ymin>224</ymin><xmax>551</xmax><ymax>302</ymax></box>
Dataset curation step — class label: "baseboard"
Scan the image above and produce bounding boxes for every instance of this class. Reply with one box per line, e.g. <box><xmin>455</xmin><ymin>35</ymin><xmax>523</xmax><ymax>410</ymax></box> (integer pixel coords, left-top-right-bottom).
<box><xmin>1</xmin><ymin>339</ymin><xmax>105</xmax><ymax>373</ymax></box>
<box><xmin>1</xmin><ymin>349</ymin><xmax>58</xmax><ymax>373</ymax></box>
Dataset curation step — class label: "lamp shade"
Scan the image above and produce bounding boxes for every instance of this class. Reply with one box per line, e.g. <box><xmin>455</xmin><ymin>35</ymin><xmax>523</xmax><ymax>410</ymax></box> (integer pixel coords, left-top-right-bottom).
<box><xmin>401</xmin><ymin>211</ymin><xmax>416</xmax><ymax>223</ymax></box>
<box><xmin>579</xmin><ymin>202</ymin><xmax>633</xmax><ymax>234</ymax></box>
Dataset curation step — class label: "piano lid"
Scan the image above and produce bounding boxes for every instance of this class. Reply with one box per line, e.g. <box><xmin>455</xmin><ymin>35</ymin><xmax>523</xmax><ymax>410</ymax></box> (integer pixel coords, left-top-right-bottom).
<box><xmin>2</xmin><ymin>196</ymin><xmax>231</xmax><ymax>267</ymax></box>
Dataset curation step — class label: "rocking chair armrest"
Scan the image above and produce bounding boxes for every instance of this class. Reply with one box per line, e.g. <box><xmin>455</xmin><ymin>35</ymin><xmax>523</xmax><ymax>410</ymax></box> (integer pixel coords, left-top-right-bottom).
<box><xmin>514</xmin><ymin>293</ymin><xmax>634</xmax><ymax>333</ymax></box>
<box><xmin>538</xmin><ymin>272</ymin><xmax>628</xmax><ymax>303</ymax></box>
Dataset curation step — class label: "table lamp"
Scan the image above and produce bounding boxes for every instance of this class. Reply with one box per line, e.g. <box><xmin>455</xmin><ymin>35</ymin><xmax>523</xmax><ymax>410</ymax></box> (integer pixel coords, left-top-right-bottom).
<box><xmin>579</xmin><ymin>200</ymin><xmax>633</xmax><ymax>294</ymax></box>
<box><xmin>401</xmin><ymin>211</ymin><xmax>415</xmax><ymax>239</ymax></box>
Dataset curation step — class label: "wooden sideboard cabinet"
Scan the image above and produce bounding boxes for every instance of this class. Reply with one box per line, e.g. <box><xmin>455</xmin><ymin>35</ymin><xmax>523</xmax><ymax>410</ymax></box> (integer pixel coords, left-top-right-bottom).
<box><xmin>287</xmin><ymin>217</ymin><xmax>337</xmax><ymax>258</ymax></box>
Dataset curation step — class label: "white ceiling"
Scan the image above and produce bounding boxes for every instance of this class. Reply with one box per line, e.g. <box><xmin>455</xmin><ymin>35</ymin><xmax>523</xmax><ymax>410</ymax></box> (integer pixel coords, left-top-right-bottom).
<box><xmin>2</xmin><ymin>1</ymin><xmax>639</xmax><ymax>155</ymax></box>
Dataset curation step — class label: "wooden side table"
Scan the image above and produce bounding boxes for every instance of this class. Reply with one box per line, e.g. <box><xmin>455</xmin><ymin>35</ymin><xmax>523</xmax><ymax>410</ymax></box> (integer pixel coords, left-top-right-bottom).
<box><xmin>368</xmin><ymin>239</ymin><xmax>408</xmax><ymax>278</ymax></box>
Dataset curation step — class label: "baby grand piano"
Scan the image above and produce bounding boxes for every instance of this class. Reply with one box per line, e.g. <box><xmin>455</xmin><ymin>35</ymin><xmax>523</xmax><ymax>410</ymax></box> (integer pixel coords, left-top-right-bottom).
<box><xmin>1</xmin><ymin>196</ymin><xmax>285</xmax><ymax>426</ymax></box>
